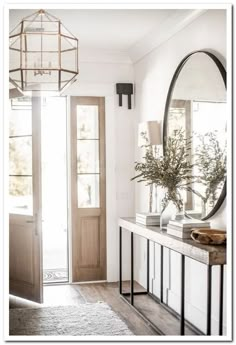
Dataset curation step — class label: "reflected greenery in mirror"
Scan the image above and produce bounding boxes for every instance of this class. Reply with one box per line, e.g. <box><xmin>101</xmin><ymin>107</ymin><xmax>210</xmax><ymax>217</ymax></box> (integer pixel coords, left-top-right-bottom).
<box><xmin>164</xmin><ymin>51</ymin><xmax>226</xmax><ymax>220</ymax></box>
<box><xmin>194</xmin><ymin>132</ymin><xmax>226</xmax><ymax>217</ymax></box>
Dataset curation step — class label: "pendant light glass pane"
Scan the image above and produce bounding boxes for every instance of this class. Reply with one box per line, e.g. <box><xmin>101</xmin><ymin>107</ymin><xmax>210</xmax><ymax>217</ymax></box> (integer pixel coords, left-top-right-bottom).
<box><xmin>9</xmin><ymin>70</ymin><xmax>22</xmax><ymax>89</ymax></box>
<box><xmin>10</xmin><ymin>49</ymin><xmax>20</xmax><ymax>71</ymax></box>
<box><xmin>23</xmin><ymin>70</ymin><xmax>59</xmax><ymax>91</ymax></box>
<box><xmin>60</xmin><ymin>23</ymin><xmax>76</xmax><ymax>40</ymax></box>
<box><xmin>9</xmin><ymin>34</ymin><xmax>21</xmax><ymax>49</ymax></box>
<box><xmin>61</xmin><ymin>48</ymin><xmax>77</xmax><ymax>72</ymax></box>
<box><xmin>23</xmin><ymin>19</ymin><xmax>59</xmax><ymax>34</ymax></box>
<box><xmin>60</xmin><ymin>70</ymin><xmax>77</xmax><ymax>90</ymax></box>
<box><xmin>9</xmin><ymin>23</ymin><xmax>22</xmax><ymax>37</ymax></box>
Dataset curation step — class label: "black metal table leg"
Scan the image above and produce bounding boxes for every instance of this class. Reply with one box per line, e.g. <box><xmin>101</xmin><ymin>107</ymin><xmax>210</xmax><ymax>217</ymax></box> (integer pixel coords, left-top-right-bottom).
<box><xmin>131</xmin><ymin>232</ymin><xmax>134</xmax><ymax>305</ymax></box>
<box><xmin>180</xmin><ymin>254</ymin><xmax>185</xmax><ymax>335</ymax></box>
<box><xmin>160</xmin><ymin>245</ymin><xmax>163</xmax><ymax>303</ymax></box>
<box><xmin>219</xmin><ymin>265</ymin><xmax>224</xmax><ymax>335</ymax></box>
<box><xmin>147</xmin><ymin>239</ymin><xmax>150</xmax><ymax>293</ymax></box>
<box><xmin>206</xmin><ymin>265</ymin><xmax>212</xmax><ymax>335</ymax></box>
<box><xmin>119</xmin><ymin>226</ymin><xmax>122</xmax><ymax>294</ymax></box>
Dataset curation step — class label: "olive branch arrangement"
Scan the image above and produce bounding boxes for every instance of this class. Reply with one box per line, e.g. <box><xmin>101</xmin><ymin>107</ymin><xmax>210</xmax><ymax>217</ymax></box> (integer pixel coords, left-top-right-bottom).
<box><xmin>131</xmin><ymin>129</ymin><xmax>194</xmax><ymax>214</ymax></box>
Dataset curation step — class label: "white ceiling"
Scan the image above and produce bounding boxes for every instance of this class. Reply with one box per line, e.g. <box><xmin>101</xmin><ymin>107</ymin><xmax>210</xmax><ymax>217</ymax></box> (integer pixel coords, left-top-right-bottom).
<box><xmin>10</xmin><ymin>9</ymin><xmax>185</xmax><ymax>50</ymax></box>
<box><xmin>9</xmin><ymin>9</ymin><xmax>205</xmax><ymax>62</ymax></box>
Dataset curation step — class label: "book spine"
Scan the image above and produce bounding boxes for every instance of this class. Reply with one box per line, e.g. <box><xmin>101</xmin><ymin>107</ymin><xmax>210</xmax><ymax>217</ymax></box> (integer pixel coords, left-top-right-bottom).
<box><xmin>169</xmin><ymin>222</ymin><xmax>210</xmax><ymax>229</ymax></box>
<box><xmin>167</xmin><ymin>224</ymin><xmax>194</xmax><ymax>232</ymax></box>
<box><xmin>167</xmin><ymin>228</ymin><xmax>192</xmax><ymax>239</ymax></box>
<box><xmin>136</xmin><ymin>216</ymin><xmax>160</xmax><ymax>221</ymax></box>
<box><xmin>136</xmin><ymin>220</ymin><xmax>160</xmax><ymax>226</ymax></box>
<box><xmin>136</xmin><ymin>214</ymin><xmax>160</xmax><ymax>219</ymax></box>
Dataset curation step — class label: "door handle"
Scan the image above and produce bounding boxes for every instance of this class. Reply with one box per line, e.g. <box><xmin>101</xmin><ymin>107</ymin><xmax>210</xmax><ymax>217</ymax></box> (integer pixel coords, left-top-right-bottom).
<box><xmin>35</xmin><ymin>213</ymin><xmax>38</xmax><ymax>236</ymax></box>
<box><xmin>26</xmin><ymin>214</ymin><xmax>38</xmax><ymax>236</ymax></box>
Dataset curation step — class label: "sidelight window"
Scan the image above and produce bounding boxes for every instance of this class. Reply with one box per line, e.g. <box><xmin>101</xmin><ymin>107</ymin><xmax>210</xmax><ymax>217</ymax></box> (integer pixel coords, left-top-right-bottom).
<box><xmin>76</xmin><ymin>105</ymin><xmax>100</xmax><ymax>208</ymax></box>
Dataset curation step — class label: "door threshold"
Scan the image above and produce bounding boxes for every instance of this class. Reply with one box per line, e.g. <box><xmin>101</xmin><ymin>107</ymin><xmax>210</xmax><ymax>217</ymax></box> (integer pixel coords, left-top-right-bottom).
<box><xmin>43</xmin><ymin>281</ymin><xmax>69</xmax><ymax>286</ymax></box>
<box><xmin>71</xmin><ymin>280</ymin><xmax>107</xmax><ymax>285</ymax></box>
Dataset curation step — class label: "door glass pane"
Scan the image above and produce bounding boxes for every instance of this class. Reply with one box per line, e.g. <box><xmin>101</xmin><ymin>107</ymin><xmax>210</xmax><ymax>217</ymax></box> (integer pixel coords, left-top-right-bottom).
<box><xmin>9</xmin><ymin>98</ymin><xmax>33</xmax><ymax>215</ymax></box>
<box><xmin>77</xmin><ymin>174</ymin><xmax>99</xmax><ymax>208</ymax></box>
<box><xmin>77</xmin><ymin>140</ymin><xmax>99</xmax><ymax>173</ymax></box>
<box><xmin>168</xmin><ymin>106</ymin><xmax>186</xmax><ymax>135</ymax></box>
<box><xmin>9</xmin><ymin>108</ymin><xmax>32</xmax><ymax>136</ymax></box>
<box><xmin>9</xmin><ymin>137</ymin><xmax>32</xmax><ymax>175</ymax></box>
<box><xmin>9</xmin><ymin>176</ymin><xmax>32</xmax><ymax>213</ymax></box>
<box><xmin>77</xmin><ymin>105</ymin><xmax>99</xmax><ymax>139</ymax></box>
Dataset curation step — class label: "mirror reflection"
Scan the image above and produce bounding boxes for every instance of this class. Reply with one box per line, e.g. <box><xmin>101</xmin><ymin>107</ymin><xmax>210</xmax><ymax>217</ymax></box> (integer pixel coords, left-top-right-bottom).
<box><xmin>165</xmin><ymin>52</ymin><xmax>226</xmax><ymax>219</ymax></box>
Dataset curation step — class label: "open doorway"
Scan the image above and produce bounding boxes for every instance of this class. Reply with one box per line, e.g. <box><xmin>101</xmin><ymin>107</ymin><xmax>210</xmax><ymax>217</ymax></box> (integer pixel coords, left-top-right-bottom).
<box><xmin>9</xmin><ymin>95</ymin><xmax>106</xmax><ymax>290</ymax></box>
<box><xmin>41</xmin><ymin>96</ymin><xmax>69</xmax><ymax>284</ymax></box>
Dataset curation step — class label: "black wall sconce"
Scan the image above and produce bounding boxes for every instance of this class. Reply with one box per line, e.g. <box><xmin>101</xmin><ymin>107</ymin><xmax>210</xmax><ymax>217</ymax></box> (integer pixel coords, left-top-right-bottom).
<box><xmin>116</xmin><ymin>83</ymin><xmax>133</xmax><ymax>109</ymax></box>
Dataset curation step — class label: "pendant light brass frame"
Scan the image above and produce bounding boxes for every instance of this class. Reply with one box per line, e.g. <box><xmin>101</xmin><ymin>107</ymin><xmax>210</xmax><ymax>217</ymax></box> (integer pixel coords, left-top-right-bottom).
<box><xmin>9</xmin><ymin>9</ymin><xmax>79</xmax><ymax>92</ymax></box>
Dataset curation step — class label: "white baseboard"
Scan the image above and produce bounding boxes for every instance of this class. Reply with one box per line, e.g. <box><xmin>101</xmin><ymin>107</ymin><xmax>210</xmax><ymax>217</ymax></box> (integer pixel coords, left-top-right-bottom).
<box><xmin>167</xmin><ymin>289</ymin><xmax>227</xmax><ymax>335</ymax></box>
<box><xmin>151</xmin><ymin>277</ymin><xmax>160</xmax><ymax>297</ymax></box>
<box><xmin>149</xmin><ymin>279</ymin><xmax>227</xmax><ymax>335</ymax></box>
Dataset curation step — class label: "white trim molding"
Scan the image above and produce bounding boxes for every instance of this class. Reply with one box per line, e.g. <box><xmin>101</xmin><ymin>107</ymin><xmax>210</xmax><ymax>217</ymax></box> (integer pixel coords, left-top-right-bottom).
<box><xmin>128</xmin><ymin>9</ymin><xmax>207</xmax><ymax>63</ymax></box>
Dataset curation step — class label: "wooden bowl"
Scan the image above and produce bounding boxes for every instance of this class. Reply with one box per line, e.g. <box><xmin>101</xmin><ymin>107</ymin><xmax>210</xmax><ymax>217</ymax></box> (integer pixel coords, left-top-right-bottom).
<box><xmin>191</xmin><ymin>229</ymin><xmax>226</xmax><ymax>245</ymax></box>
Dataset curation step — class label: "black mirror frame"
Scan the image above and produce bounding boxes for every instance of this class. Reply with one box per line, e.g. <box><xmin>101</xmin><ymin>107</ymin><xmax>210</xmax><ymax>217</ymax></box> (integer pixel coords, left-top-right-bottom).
<box><xmin>163</xmin><ymin>50</ymin><xmax>226</xmax><ymax>221</ymax></box>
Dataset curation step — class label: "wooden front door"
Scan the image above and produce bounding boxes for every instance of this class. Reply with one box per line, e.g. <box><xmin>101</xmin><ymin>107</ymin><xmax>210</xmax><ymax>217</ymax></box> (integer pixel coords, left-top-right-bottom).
<box><xmin>9</xmin><ymin>96</ymin><xmax>43</xmax><ymax>303</ymax></box>
<box><xmin>70</xmin><ymin>97</ymin><xmax>106</xmax><ymax>282</ymax></box>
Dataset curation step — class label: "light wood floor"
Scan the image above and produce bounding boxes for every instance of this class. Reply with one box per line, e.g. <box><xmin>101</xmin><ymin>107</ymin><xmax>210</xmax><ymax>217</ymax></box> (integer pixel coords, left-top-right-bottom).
<box><xmin>9</xmin><ymin>281</ymin><xmax>197</xmax><ymax>336</ymax></box>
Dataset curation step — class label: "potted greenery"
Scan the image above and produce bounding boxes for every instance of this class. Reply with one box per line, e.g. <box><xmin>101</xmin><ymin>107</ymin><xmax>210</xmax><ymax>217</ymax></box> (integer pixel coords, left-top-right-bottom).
<box><xmin>132</xmin><ymin>129</ymin><xmax>194</xmax><ymax>223</ymax></box>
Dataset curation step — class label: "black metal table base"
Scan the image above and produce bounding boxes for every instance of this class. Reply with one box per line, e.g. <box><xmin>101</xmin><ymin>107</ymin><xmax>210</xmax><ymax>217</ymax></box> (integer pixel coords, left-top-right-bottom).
<box><xmin>120</xmin><ymin>293</ymin><xmax>164</xmax><ymax>335</ymax></box>
<box><xmin>119</xmin><ymin>226</ymin><xmax>225</xmax><ymax>336</ymax></box>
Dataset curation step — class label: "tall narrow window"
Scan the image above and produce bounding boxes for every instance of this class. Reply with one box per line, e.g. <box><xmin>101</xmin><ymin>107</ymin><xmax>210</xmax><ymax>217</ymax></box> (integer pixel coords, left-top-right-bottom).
<box><xmin>77</xmin><ymin>105</ymin><xmax>100</xmax><ymax>208</ymax></box>
<box><xmin>9</xmin><ymin>97</ymin><xmax>33</xmax><ymax>214</ymax></box>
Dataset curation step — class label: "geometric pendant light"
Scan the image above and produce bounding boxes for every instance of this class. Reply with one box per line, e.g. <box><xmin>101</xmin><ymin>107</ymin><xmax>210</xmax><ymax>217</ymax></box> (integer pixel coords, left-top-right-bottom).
<box><xmin>9</xmin><ymin>9</ymin><xmax>79</xmax><ymax>92</ymax></box>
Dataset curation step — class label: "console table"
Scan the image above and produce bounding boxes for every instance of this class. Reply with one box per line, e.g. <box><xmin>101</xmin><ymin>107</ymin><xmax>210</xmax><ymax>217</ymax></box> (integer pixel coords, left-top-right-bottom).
<box><xmin>119</xmin><ymin>217</ymin><xmax>226</xmax><ymax>336</ymax></box>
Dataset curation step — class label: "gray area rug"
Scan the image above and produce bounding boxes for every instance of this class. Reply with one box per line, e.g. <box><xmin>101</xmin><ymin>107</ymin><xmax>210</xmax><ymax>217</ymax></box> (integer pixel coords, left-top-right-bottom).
<box><xmin>10</xmin><ymin>303</ymin><xmax>133</xmax><ymax>336</ymax></box>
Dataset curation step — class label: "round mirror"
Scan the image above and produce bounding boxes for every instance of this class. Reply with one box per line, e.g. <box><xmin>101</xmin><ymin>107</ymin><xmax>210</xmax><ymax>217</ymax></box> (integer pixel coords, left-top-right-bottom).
<box><xmin>163</xmin><ymin>51</ymin><xmax>226</xmax><ymax>220</ymax></box>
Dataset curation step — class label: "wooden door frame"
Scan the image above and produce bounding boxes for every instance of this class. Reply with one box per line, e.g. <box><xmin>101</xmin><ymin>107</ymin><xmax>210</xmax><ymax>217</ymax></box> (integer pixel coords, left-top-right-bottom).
<box><xmin>32</xmin><ymin>95</ymin><xmax>43</xmax><ymax>302</ymax></box>
<box><xmin>69</xmin><ymin>96</ymin><xmax>106</xmax><ymax>282</ymax></box>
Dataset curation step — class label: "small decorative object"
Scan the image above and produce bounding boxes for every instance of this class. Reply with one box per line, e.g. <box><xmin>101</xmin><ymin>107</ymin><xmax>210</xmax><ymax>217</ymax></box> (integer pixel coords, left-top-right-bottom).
<box><xmin>136</xmin><ymin>212</ymin><xmax>160</xmax><ymax>226</ymax></box>
<box><xmin>167</xmin><ymin>218</ymin><xmax>210</xmax><ymax>239</ymax></box>
<box><xmin>137</xmin><ymin>121</ymin><xmax>162</xmax><ymax>213</ymax></box>
<box><xmin>116</xmin><ymin>83</ymin><xmax>133</xmax><ymax>109</ymax></box>
<box><xmin>132</xmin><ymin>129</ymin><xmax>194</xmax><ymax>228</ymax></box>
<box><xmin>9</xmin><ymin>9</ymin><xmax>79</xmax><ymax>92</ymax></box>
<box><xmin>191</xmin><ymin>229</ymin><xmax>226</xmax><ymax>245</ymax></box>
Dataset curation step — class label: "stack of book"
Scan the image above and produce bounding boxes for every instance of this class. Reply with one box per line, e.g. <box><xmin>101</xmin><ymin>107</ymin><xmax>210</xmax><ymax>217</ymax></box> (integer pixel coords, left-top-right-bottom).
<box><xmin>136</xmin><ymin>212</ymin><xmax>160</xmax><ymax>226</ymax></box>
<box><xmin>167</xmin><ymin>218</ymin><xmax>210</xmax><ymax>239</ymax></box>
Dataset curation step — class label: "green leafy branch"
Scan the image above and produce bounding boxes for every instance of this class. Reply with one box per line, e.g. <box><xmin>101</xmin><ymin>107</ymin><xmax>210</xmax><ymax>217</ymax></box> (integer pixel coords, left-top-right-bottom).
<box><xmin>131</xmin><ymin>129</ymin><xmax>194</xmax><ymax>213</ymax></box>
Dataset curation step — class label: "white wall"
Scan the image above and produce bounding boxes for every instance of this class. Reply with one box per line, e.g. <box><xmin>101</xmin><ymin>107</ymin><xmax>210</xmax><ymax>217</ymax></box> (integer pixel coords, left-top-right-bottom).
<box><xmin>133</xmin><ymin>10</ymin><xmax>227</xmax><ymax>335</ymax></box>
<box><xmin>64</xmin><ymin>56</ymin><xmax>136</xmax><ymax>282</ymax></box>
<box><xmin>62</xmin><ymin>9</ymin><xmax>227</xmax><ymax>335</ymax></box>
